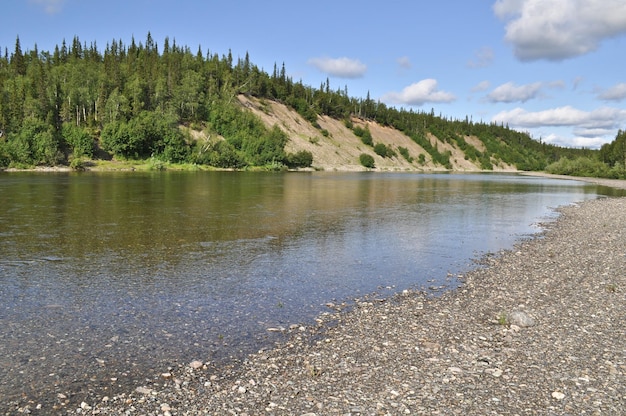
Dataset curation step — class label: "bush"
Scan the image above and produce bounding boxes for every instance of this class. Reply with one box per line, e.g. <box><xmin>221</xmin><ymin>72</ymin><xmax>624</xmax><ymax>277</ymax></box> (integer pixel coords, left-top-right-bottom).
<box><xmin>194</xmin><ymin>140</ymin><xmax>245</xmax><ymax>168</ymax></box>
<box><xmin>101</xmin><ymin>111</ymin><xmax>190</xmax><ymax>162</ymax></box>
<box><xmin>5</xmin><ymin>118</ymin><xmax>62</xmax><ymax>166</ymax></box>
<box><xmin>286</xmin><ymin>150</ymin><xmax>313</xmax><ymax>168</ymax></box>
<box><xmin>398</xmin><ymin>146</ymin><xmax>413</xmax><ymax>162</ymax></box>
<box><xmin>353</xmin><ymin>126</ymin><xmax>373</xmax><ymax>146</ymax></box>
<box><xmin>62</xmin><ymin>123</ymin><xmax>94</xmax><ymax>158</ymax></box>
<box><xmin>374</xmin><ymin>143</ymin><xmax>388</xmax><ymax>157</ymax></box>
<box><xmin>545</xmin><ymin>157</ymin><xmax>613</xmax><ymax>178</ymax></box>
<box><xmin>359</xmin><ymin>153</ymin><xmax>375</xmax><ymax>169</ymax></box>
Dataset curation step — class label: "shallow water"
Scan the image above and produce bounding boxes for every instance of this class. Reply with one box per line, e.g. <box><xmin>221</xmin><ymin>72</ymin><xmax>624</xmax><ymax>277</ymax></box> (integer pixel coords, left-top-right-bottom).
<box><xmin>0</xmin><ymin>171</ymin><xmax>613</xmax><ymax>410</ymax></box>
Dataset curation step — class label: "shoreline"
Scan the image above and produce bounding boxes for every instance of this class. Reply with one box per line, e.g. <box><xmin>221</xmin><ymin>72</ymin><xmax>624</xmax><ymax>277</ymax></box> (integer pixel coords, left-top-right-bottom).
<box><xmin>69</xmin><ymin>191</ymin><xmax>626</xmax><ymax>414</ymax></box>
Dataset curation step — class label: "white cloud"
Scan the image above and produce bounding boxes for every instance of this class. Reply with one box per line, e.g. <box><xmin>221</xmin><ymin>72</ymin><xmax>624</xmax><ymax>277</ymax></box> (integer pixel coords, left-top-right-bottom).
<box><xmin>597</xmin><ymin>83</ymin><xmax>626</xmax><ymax>101</ymax></box>
<box><xmin>307</xmin><ymin>57</ymin><xmax>367</xmax><ymax>79</ymax></box>
<box><xmin>30</xmin><ymin>0</ymin><xmax>65</xmax><ymax>14</ymax></box>
<box><xmin>397</xmin><ymin>56</ymin><xmax>412</xmax><ymax>70</ymax></box>
<box><xmin>573</xmin><ymin>127</ymin><xmax>616</xmax><ymax>138</ymax></box>
<box><xmin>542</xmin><ymin>133</ymin><xmax>608</xmax><ymax>148</ymax></box>
<box><xmin>467</xmin><ymin>47</ymin><xmax>494</xmax><ymax>68</ymax></box>
<box><xmin>472</xmin><ymin>80</ymin><xmax>491</xmax><ymax>92</ymax></box>
<box><xmin>492</xmin><ymin>106</ymin><xmax>626</xmax><ymax>142</ymax></box>
<box><xmin>381</xmin><ymin>79</ymin><xmax>456</xmax><ymax>106</ymax></box>
<box><xmin>493</xmin><ymin>0</ymin><xmax>626</xmax><ymax>61</ymax></box>
<box><xmin>487</xmin><ymin>81</ymin><xmax>543</xmax><ymax>103</ymax></box>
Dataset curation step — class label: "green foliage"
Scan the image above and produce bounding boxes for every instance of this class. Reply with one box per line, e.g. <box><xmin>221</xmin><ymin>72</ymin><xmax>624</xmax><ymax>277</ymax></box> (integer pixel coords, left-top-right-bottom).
<box><xmin>359</xmin><ymin>153</ymin><xmax>375</xmax><ymax>169</ymax></box>
<box><xmin>101</xmin><ymin>111</ymin><xmax>190</xmax><ymax>161</ymax></box>
<box><xmin>353</xmin><ymin>126</ymin><xmax>373</xmax><ymax>147</ymax></box>
<box><xmin>599</xmin><ymin>130</ymin><xmax>626</xmax><ymax>170</ymax></box>
<box><xmin>62</xmin><ymin>123</ymin><xmax>94</xmax><ymax>158</ymax></box>
<box><xmin>4</xmin><ymin>118</ymin><xmax>62</xmax><ymax>166</ymax></box>
<box><xmin>545</xmin><ymin>157</ymin><xmax>618</xmax><ymax>178</ymax></box>
<box><xmin>69</xmin><ymin>156</ymin><xmax>87</xmax><ymax>171</ymax></box>
<box><xmin>398</xmin><ymin>146</ymin><xmax>413</xmax><ymax>163</ymax></box>
<box><xmin>479</xmin><ymin>154</ymin><xmax>494</xmax><ymax>170</ymax></box>
<box><xmin>406</xmin><ymin>130</ymin><xmax>451</xmax><ymax>168</ymax></box>
<box><xmin>374</xmin><ymin>142</ymin><xmax>396</xmax><ymax>158</ymax></box>
<box><xmin>0</xmin><ymin>33</ymin><xmax>616</xmax><ymax>173</ymax></box>
<box><xmin>240</xmin><ymin>124</ymin><xmax>288</xmax><ymax>166</ymax></box>
<box><xmin>286</xmin><ymin>150</ymin><xmax>313</xmax><ymax>168</ymax></box>
<box><xmin>194</xmin><ymin>139</ymin><xmax>245</xmax><ymax>168</ymax></box>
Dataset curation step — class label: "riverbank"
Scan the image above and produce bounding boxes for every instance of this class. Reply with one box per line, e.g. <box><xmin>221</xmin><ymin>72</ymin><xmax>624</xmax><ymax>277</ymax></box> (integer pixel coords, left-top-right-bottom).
<box><xmin>68</xmin><ymin>189</ymin><xmax>626</xmax><ymax>414</ymax></box>
<box><xmin>520</xmin><ymin>171</ymin><xmax>626</xmax><ymax>190</ymax></box>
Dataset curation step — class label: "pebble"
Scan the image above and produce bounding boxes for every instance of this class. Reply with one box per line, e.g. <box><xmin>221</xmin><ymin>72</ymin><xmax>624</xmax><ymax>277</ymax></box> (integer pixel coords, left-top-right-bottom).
<box><xmin>507</xmin><ymin>310</ymin><xmax>536</xmax><ymax>327</ymax></box>
<box><xmin>552</xmin><ymin>391</ymin><xmax>566</xmax><ymax>400</ymax></box>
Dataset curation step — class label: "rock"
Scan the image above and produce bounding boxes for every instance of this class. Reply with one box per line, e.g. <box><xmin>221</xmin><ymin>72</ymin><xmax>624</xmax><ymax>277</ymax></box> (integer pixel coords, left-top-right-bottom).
<box><xmin>507</xmin><ymin>310</ymin><xmax>536</xmax><ymax>327</ymax></box>
<box><xmin>135</xmin><ymin>386</ymin><xmax>153</xmax><ymax>395</ymax></box>
<box><xmin>189</xmin><ymin>360</ymin><xmax>204</xmax><ymax>369</ymax></box>
<box><xmin>552</xmin><ymin>391</ymin><xmax>565</xmax><ymax>400</ymax></box>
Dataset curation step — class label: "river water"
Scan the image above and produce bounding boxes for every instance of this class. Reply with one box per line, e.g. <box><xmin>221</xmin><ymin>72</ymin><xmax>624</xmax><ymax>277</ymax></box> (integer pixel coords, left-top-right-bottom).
<box><xmin>0</xmin><ymin>171</ymin><xmax>619</xmax><ymax>411</ymax></box>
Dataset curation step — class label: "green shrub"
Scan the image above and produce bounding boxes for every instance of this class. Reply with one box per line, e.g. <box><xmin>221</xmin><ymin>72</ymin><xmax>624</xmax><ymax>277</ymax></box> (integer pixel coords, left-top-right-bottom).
<box><xmin>286</xmin><ymin>150</ymin><xmax>313</xmax><ymax>168</ymax></box>
<box><xmin>398</xmin><ymin>146</ymin><xmax>413</xmax><ymax>162</ymax></box>
<box><xmin>545</xmin><ymin>157</ymin><xmax>613</xmax><ymax>178</ymax></box>
<box><xmin>359</xmin><ymin>153</ymin><xmax>375</xmax><ymax>168</ymax></box>
<box><xmin>62</xmin><ymin>123</ymin><xmax>94</xmax><ymax>158</ymax></box>
<box><xmin>353</xmin><ymin>126</ymin><xmax>373</xmax><ymax>146</ymax></box>
<box><xmin>374</xmin><ymin>143</ymin><xmax>388</xmax><ymax>157</ymax></box>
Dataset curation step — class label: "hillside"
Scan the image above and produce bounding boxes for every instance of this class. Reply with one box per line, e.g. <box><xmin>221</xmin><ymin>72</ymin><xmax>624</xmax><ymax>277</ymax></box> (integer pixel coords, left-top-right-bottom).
<box><xmin>237</xmin><ymin>95</ymin><xmax>516</xmax><ymax>172</ymax></box>
<box><xmin>0</xmin><ymin>34</ymin><xmax>601</xmax><ymax>172</ymax></box>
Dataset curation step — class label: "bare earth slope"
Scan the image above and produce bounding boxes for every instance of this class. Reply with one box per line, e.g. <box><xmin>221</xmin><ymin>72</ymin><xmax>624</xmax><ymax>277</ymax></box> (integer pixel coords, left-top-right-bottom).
<box><xmin>238</xmin><ymin>95</ymin><xmax>515</xmax><ymax>172</ymax></box>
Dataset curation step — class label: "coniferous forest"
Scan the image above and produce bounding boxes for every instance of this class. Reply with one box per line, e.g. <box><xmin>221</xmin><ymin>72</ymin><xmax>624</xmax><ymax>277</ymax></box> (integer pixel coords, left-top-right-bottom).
<box><xmin>0</xmin><ymin>33</ymin><xmax>624</xmax><ymax>177</ymax></box>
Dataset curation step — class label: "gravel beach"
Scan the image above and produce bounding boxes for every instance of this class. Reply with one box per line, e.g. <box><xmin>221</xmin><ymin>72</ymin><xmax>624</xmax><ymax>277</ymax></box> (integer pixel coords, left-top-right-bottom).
<box><xmin>33</xmin><ymin>180</ymin><xmax>626</xmax><ymax>415</ymax></box>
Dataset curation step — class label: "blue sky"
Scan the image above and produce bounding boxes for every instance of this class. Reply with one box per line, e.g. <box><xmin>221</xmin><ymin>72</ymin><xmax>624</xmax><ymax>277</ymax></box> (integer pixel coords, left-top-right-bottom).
<box><xmin>4</xmin><ymin>0</ymin><xmax>626</xmax><ymax>149</ymax></box>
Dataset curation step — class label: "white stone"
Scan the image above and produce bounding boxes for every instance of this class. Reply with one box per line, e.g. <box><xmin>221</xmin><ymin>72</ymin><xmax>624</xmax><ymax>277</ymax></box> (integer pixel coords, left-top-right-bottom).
<box><xmin>507</xmin><ymin>310</ymin><xmax>536</xmax><ymax>327</ymax></box>
<box><xmin>552</xmin><ymin>391</ymin><xmax>565</xmax><ymax>400</ymax></box>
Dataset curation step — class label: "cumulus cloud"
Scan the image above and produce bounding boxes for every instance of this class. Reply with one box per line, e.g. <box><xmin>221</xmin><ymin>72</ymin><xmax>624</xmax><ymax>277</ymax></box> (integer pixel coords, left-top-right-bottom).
<box><xmin>493</xmin><ymin>0</ymin><xmax>626</xmax><ymax>61</ymax></box>
<box><xmin>597</xmin><ymin>83</ymin><xmax>626</xmax><ymax>101</ymax></box>
<box><xmin>492</xmin><ymin>106</ymin><xmax>626</xmax><ymax>130</ymax></box>
<box><xmin>381</xmin><ymin>79</ymin><xmax>456</xmax><ymax>106</ymax></box>
<box><xmin>467</xmin><ymin>47</ymin><xmax>494</xmax><ymax>68</ymax></box>
<box><xmin>542</xmin><ymin>133</ymin><xmax>608</xmax><ymax>148</ymax></box>
<box><xmin>307</xmin><ymin>57</ymin><xmax>367</xmax><ymax>79</ymax></box>
<box><xmin>487</xmin><ymin>81</ymin><xmax>543</xmax><ymax>103</ymax></box>
<box><xmin>30</xmin><ymin>0</ymin><xmax>66</xmax><ymax>14</ymax></box>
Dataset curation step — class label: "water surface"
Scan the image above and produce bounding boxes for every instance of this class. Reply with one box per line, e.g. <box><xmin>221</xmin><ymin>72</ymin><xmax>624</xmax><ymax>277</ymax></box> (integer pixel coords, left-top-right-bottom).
<box><xmin>0</xmin><ymin>171</ymin><xmax>615</xmax><ymax>410</ymax></box>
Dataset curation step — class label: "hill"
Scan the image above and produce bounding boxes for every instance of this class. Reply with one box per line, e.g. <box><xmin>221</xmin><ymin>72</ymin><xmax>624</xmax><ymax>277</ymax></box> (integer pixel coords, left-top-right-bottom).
<box><xmin>0</xmin><ymin>34</ymin><xmax>600</xmax><ymax>172</ymax></box>
<box><xmin>237</xmin><ymin>95</ymin><xmax>516</xmax><ymax>172</ymax></box>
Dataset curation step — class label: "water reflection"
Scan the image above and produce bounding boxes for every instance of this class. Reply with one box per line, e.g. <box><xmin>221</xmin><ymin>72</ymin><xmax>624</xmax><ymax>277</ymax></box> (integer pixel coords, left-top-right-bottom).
<box><xmin>0</xmin><ymin>171</ymin><xmax>617</xmax><ymax>409</ymax></box>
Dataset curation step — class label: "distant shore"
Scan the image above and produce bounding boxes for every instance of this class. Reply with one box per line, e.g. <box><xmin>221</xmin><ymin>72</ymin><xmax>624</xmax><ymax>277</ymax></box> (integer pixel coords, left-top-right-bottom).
<box><xmin>70</xmin><ymin>179</ymin><xmax>626</xmax><ymax>415</ymax></box>
<box><xmin>520</xmin><ymin>170</ymin><xmax>626</xmax><ymax>190</ymax></box>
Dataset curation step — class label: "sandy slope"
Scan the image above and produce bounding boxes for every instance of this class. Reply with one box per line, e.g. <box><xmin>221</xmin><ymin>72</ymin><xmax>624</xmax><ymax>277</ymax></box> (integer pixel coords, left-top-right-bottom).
<box><xmin>238</xmin><ymin>95</ymin><xmax>516</xmax><ymax>172</ymax></box>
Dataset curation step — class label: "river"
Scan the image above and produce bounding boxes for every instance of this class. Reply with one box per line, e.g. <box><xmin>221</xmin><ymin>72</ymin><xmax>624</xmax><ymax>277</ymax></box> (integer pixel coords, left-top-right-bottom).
<box><xmin>0</xmin><ymin>171</ymin><xmax>620</xmax><ymax>412</ymax></box>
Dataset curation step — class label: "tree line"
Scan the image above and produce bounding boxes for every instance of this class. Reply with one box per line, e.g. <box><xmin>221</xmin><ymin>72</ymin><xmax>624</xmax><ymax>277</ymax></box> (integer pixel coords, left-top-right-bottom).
<box><xmin>0</xmin><ymin>33</ymin><xmax>621</xmax><ymax>176</ymax></box>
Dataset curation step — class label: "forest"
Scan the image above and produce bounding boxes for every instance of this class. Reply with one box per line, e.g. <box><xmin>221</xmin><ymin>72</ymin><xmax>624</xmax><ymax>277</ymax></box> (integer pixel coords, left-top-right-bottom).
<box><xmin>0</xmin><ymin>33</ymin><xmax>624</xmax><ymax>177</ymax></box>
